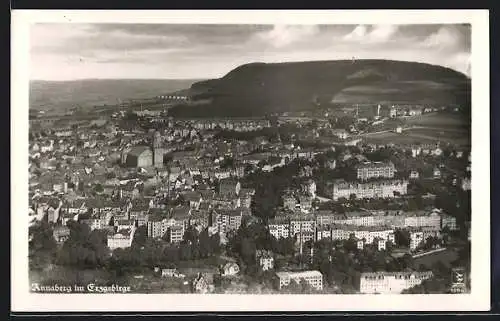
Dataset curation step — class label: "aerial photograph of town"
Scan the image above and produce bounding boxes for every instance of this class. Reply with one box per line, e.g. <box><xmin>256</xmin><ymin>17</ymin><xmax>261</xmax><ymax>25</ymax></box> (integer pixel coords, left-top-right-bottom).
<box><xmin>28</xmin><ymin>23</ymin><xmax>472</xmax><ymax>295</ymax></box>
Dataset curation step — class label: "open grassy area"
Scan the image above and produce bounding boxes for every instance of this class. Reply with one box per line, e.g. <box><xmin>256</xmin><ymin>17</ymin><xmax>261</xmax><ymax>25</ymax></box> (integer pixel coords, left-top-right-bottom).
<box><xmin>363</xmin><ymin>132</ymin><xmax>437</xmax><ymax>145</ymax></box>
<box><xmin>404</xmin><ymin>128</ymin><xmax>470</xmax><ymax>146</ymax></box>
<box><xmin>413</xmin><ymin>248</ymin><xmax>459</xmax><ymax>268</ymax></box>
<box><xmin>405</xmin><ymin>113</ymin><xmax>469</xmax><ymax>128</ymax></box>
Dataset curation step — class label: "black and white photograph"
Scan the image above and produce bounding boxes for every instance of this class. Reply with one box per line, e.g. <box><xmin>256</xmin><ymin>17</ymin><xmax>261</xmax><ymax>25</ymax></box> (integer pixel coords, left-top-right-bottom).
<box><xmin>11</xmin><ymin>10</ymin><xmax>490</xmax><ymax>312</ymax></box>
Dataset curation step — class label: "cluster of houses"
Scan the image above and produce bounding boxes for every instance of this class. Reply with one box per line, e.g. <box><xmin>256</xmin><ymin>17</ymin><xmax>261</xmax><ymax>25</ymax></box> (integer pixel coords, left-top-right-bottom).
<box><xmin>28</xmin><ymin>105</ymin><xmax>469</xmax><ymax>294</ymax></box>
<box><xmin>32</xmin><ymin>177</ymin><xmax>255</xmax><ymax>250</ymax></box>
<box><xmin>268</xmin><ymin>207</ymin><xmax>456</xmax><ymax>252</ymax></box>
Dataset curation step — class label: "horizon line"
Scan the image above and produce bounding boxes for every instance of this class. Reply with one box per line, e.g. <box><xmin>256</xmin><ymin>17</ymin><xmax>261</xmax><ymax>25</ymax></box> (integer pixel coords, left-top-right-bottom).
<box><xmin>29</xmin><ymin>58</ymin><xmax>470</xmax><ymax>82</ymax></box>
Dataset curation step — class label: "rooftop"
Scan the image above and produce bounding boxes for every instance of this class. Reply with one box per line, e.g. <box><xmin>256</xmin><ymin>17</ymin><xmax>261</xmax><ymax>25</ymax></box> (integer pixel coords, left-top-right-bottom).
<box><xmin>127</xmin><ymin>146</ymin><xmax>151</xmax><ymax>157</ymax></box>
<box><xmin>361</xmin><ymin>271</ymin><xmax>433</xmax><ymax>279</ymax></box>
<box><xmin>356</xmin><ymin>161</ymin><xmax>394</xmax><ymax>170</ymax></box>
<box><xmin>276</xmin><ymin>270</ymin><xmax>323</xmax><ymax>279</ymax></box>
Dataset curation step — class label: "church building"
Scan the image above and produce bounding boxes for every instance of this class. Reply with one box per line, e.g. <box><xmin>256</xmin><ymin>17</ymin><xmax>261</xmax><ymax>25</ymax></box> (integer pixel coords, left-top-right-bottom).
<box><xmin>121</xmin><ymin>131</ymin><xmax>167</xmax><ymax>168</ymax></box>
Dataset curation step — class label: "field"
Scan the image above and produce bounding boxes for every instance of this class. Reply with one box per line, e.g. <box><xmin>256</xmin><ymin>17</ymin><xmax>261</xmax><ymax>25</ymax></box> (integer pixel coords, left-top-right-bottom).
<box><xmin>413</xmin><ymin>248</ymin><xmax>459</xmax><ymax>268</ymax></box>
<box><xmin>362</xmin><ymin>132</ymin><xmax>438</xmax><ymax>145</ymax></box>
<box><xmin>361</xmin><ymin>112</ymin><xmax>471</xmax><ymax>146</ymax></box>
<box><xmin>404</xmin><ymin>113</ymin><xmax>469</xmax><ymax>128</ymax></box>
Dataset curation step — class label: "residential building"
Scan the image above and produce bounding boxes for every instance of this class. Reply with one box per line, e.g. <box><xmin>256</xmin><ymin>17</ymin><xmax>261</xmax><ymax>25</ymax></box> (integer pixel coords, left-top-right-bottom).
<box><xmin>331</xmin><ymin>179</ymin><xmax>408</xmax><ymax>201</ymax></box>
<box><xmin>161</xmin><ymin>268</ymin><xmax>185</xmax><ymax>278</ymax></box>
<box><xmin>256</xmin><ymin>250</ymin><xmax>274</xmax><ymax>271</ymax></box>
<box><xmin>359</xmin><ymin>271</ymin><xmax>433</xmax><ymax>294</ymax></box>
<box><xmin>221</xmin><ymin>262</ymin><xmax>240</xmax><ymax>276</ymax></box>
<box><xmin>289</xmin><ymin>216</ymin><xmax>316</xmax><ymax>236</ymax></box>
<box><xmin>268</xmin><ymin>217</ymin><xmax>290</xmax><ymax>240</ymax></box>
<box><xmin>409</xmin><ymin>230</ymin><xmax>424</xmax><ymax>251</ymax></box>
<box><xmin>409</xmin><ymin>170</ymin><xmax>420</xmax><ymax>180</ymax></box>
<box><xmin>356</xmin><ymin>238</ymin><xmax>365</xmax><ymax>250</ymax></box>
<box><xmin>52</xmin><ymin>226</ymin><xmax>70</xmax><ymax>244</ymax></box>
<box><xmin>404</xmin><ymin>211</ymin><xmax>441</xmax><ymax>230</ymax></box>
<box><xmin>283</xmin><ymin>195</ymin><xmax>297</xmax><ymax>210</ymax></box>
<box><xmin>374</xmin><ymin>237</ymin><xmax>386</xmax><ymax>251</ymax></box>
<box><xmin>147</xmin><ymin>216</ymin><xmax>177</xmax><ymax>239</ymax></box>
<box><xmin>356</xmin><ymin>161</ymin><xmax>395</xmax><ymax>181</ymax></box>
<box><xmin>276</xmin><ymin>270</ymin><xmax>323</xmax><ymax>291</ymax></box>
<box><xmin>316</xmin><ymin>226</ymin><xmax>332</xmax><ymax>241</ymax></box>
<box><xmin>218</xmin><ymin>179</ymin><xmax>241</xmax><ymax>197</ymax></box>
<box><xmin>107</xmin><ymin>226</ymin><xmax>136</xmax><ymax>250</ymax></box>
<box><xmin>301</xmin><ymin>179</ymin><xmax>317</xmax><ymax>197</ymax></box>
<box><xmin>298</xmin><ymin>195</ymin><xmax>313</xmax><ymax>212</ymax></box>
<box><xmin>189</xmin><ymin>210</ymin><xmax>210</xmax><ymax>231</ymax></box>
<box><xmin>213</xmin><ymin>209</ymin><xmax>243</xmax><ymax>233</ymax></box>
<box><xmin>80</xmin><ymin>217</ymin><xmax>106</xmax><ymax>231</ymax></box>
<box><xmin>441</xmin><ymin>214</ymin><xmax>458</xmax><ymax>231</ymax></box>
<box><xmin>167</xmin><ymin>225</ymin><xmax>185</xmax><ymax>243</ymax></box>
<box><xmin>192</xmin><ymin>273</ymin><xmax>213</xmax><ymax>294</ymax></box>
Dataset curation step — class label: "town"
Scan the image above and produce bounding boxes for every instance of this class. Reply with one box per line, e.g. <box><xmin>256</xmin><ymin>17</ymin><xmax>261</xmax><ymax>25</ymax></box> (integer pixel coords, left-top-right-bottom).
<box><xmin>28</xmin><ymin>100</ymin><xmax>471</xmax><ymax>294</ymax></box>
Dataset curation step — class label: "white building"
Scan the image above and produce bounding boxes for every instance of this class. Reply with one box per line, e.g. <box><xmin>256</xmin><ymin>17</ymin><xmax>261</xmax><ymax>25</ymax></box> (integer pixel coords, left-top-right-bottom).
<box><xmin>268</xmin><ymin>221</ymin><xmax>290</xmax><ymax>240</ymax></box>
<box><xmin>256</xmin><ymin>250</ymin><xmax>275</xmax><ymax>271</ymax></box>
<box><xmin>329</xmin><ymin>225</ymin><xmax>395</xmax><ymax>244</ymax></box>
<box><xmin>147</xmin><ymin>217</ymin><xmax>178</xmax><ymax>239</ymax></box>
<box><xmin>167</xmin><ymin>225</ymin><xmax>185</xmax><ymax>243</ymax></box>
<box><xmin>107</xmin><ymin>226</ymin><xmax>136</xmax><ymax>250</ymax></box>
<box><xmin>409</xmin><ymin>170</ymin><xmax>420</xmax><ymax>180</ymax></box>
<box><xmin>289</xmin><ymin>217</ymin><xmax>316</xmax><ymax>236</ymax></box>
<box><xmin>374</xmin><ymin>237</ymin><xmax>387</xmax><ymax>251</ymax></box>
<box><xmin>409</xmin><ymin>230</ymin><xmax>424</xmax><ymax>251</ymax></box>
<box><xmin>404</xmin><ymin>211</ymin><xmax>441</xmax><ymax>230</ymax></box>
<box><xmin>441</xmin><ymin>214</ymin><xmax>458</xmax><ymax>231</ymax></box>
<box><xmin>356</xmin><ymin>161</ymin><xmax>395</xmax><ymax>181</ymax></box>
<box><xmin>331</xmin><ymin>179</ymin><xmax>408</xmax><ymax>201</ymax></box>
<box><xmin>276</xmin><ymin>270</ymin><xmax>323</xmax><ymax>291</ymax></box>
<box><xmin>359</xmin><ymin>271</ymin><xmax>433</xmax><ymax>294</ymax></box>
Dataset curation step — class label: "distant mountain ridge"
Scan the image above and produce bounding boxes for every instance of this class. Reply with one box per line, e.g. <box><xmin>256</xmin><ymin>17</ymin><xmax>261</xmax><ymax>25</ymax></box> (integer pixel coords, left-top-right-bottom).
<box><xmin>169</xmin><ymin>59</ymin><xmax>470</xmax><ymax>117</ymax></box>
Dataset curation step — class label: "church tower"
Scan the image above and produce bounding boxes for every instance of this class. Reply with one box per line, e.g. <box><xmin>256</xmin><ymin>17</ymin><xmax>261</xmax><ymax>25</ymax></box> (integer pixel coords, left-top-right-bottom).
<box><xmin>153</xmin><ymin>131</ymin><xmax>165</xmax><ymax>168</ymax></box>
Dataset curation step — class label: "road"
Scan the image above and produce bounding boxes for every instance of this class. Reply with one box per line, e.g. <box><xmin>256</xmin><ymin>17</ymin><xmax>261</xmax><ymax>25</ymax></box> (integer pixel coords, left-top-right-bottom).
<box><xmin>412</xmin><ymin>247</ymin><xmax>447</xmax><ymax>259</ymax></box>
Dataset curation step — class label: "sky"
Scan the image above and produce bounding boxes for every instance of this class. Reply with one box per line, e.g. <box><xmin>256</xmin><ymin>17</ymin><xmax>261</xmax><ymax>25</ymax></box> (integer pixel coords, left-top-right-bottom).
<box><xmin>30</xmin><ymin>23</ymin><xmax>471</xmax><ymax>81</ymax></box>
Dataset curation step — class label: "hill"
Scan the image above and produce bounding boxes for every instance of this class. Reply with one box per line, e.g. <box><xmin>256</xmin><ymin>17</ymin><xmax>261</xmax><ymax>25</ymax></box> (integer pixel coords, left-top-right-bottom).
<box><xmin>169</xmin><ymin>60</ymin><xmax>471</xmax><ymax>117</ymax></box>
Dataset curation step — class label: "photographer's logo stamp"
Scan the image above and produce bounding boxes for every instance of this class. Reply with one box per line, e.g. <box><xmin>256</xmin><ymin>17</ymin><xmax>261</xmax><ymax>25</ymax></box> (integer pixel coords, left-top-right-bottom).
<box><xmin>450</xmin><ymin>267</ymin><xmax>467</xmax><ymax>294</ymax></box>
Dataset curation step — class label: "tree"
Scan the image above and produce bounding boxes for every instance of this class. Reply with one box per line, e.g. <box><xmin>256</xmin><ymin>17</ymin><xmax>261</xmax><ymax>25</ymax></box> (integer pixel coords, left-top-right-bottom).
<box><xmin>29</xmin><ymin>221</ymin><xmax>58</xmax><ymax>271</ymax></box>
<box><xmin>94</xmin><ymin>184</ymin><xmax>104</xmax><ymax>193</ymax></box>
<box><xmin>198</xmin><ymin>228</ymin><xmax>212</xmax><ymax>258</ymax></box>
<box><xmin>179</xmin><ymin>243</ymin><xmax>193</xmax><ymax>261</ymax></box>
<box><xmin>394</xmin><ymin>229</ymin><xmax>410</xmax><ymax>247</ymax></box>
<box><xmin>183</xmin><ymin>226</ymin><xmax>199</xmax><ymax>244</ymax></box>
<box><xmin>344</xmin><ymin>237</ymin><xmax>358</xmax><ymax>253</ymax></box>
<box><xmin>56</xmin><ymin>221</ymin><xmax>109</xmax><ymax>268</ymax></box>
<box><xmin>240</xmin><ymin>237</ymin><xmax>257</xmax><ymax>267</ymax></box>
<box><xmin>398</xmin><ymin>254</ymin><xmax>415</xmax><ymax>271</ymax></box>
<box><xmin>131</xmin><ymin>226</ymin><xmax>148</xmax><ymax>247</ymax></box>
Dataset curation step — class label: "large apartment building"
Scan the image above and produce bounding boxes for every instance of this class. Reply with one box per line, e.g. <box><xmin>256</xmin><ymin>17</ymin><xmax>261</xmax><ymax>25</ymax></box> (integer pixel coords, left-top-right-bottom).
<box><xmin>359</xmin><ymin>271</ymin><xmax>433</xmax><ymax>294</ymax></box>
<box><xmin>276</xmin><ymin>270</ymin><xmax>323</xmax><ymax>291</ymax></box>
<box><xmin>323</xmin><ymin>224</ymin><xmax>395</xmax><ymax>244</ymax></box>
<box><xmin>107</xmin><ymin>226</ymin><xmax>137</xmax><ymax>250</ymax></box>
<box><xmin>331</xmin><ymin>179</ymin><xmax>408</xmax><ymax>201</ymax></box>
<box><xmin>212</xmin><ymin>208</ymin><xmax>243</xmax><ymax>233</ymax></box>
<box><xmin>268</xmin><ymin>217</ymin><xmax>291</xmax><ymax>240</ymax></box>
<box><xmin>356</xmin><ymin>161</ymin><xmax>395</xmax><ymax>181</ymax></box>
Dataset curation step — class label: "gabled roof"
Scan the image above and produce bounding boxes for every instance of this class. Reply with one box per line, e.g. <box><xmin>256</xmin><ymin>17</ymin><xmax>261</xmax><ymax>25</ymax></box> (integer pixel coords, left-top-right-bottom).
<box><xmin>127</xmin><ymin>146</ymin><xmax>151</xmax><ymax>157</ymax></box>
<box><xmin>171</xmin><ymin>206</ymin><xmax>191</xmax><ymax>220</ymax></box>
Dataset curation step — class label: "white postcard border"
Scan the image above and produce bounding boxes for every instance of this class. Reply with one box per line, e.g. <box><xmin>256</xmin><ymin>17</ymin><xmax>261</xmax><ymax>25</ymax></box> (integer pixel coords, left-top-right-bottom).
<box><xmin>11</xmin><ymin>9</ymin><xmax>490</xmax><ymax>312</ymax></box>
